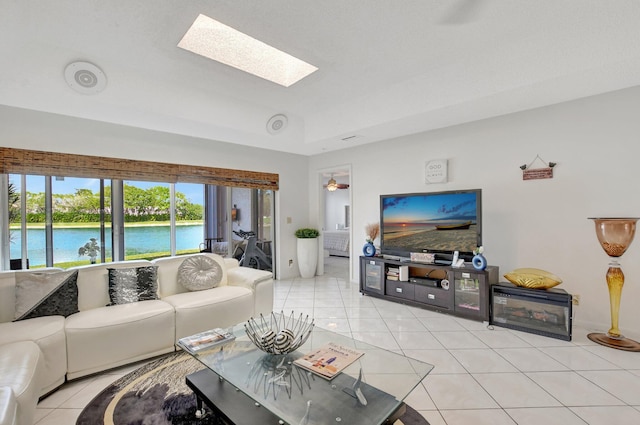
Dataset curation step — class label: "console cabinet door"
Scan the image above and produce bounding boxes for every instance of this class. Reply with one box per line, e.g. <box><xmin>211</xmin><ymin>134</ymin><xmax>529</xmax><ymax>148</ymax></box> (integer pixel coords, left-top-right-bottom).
<box><xmin>360</xmin><ymin>257</ymin><xmax>385</xmax><ymax>295</ymax></box>
<box><xmin>453</xmin><ymin>270</ymin><xmax>489</xmax><ymax>321</ymax></box>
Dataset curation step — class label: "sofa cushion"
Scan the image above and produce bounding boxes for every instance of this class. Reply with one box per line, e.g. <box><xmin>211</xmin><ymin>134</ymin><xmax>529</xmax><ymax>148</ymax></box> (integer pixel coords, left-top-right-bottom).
<box><xmin>73</xmin><ymin>261</ymin><xmax>152</xmax><ymax>311</ymax></box>
<box><xmin>13</xmin><ymin>270</ymin><xmax>79</xmax><ymax>321</ymax></box>
<box><xmin>0</xmin><ymin>386</ymin><xmax>17</xmax><ymax>425</ymax></box>
<box><xmin>177</xmin><ymin>255</ymin><xmax>223</xmax><ymax>291</ymax></box>
<box><xmin>0</xmin><ymin>341</ymin><xmax>43</xmax><ymax>425</ymax></box>
<box><xmin>154</xmin><ymin>254</ymin><xmax>228</xmax><ymax>298</ymax></box>
<box><xmin>163</xmin><ymin>286</ymin><xmax>254</xmax><ymax>340</ymax></box>
<box><xmin>107</xmin><ymin>266</ymin><xmax>159</xmax><ymax>305</ymax></box>
<box><xmin>0</xmin><ymin>316</ymin><xmax>67</xmax><ymax>397</ymax></box>
<box><xmin>65</xmin><ymin>300</ymin><xmax>175</xmax><ymax>379</ymax></box>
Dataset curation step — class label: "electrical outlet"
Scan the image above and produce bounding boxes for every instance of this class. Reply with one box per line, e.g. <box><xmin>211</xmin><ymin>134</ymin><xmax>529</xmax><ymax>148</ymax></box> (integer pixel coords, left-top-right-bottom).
<box><xmin>573</xmin><ymin>294</ymin><xmax>580</xmax><ymax>306</ymax></box>
<box><xmin>288</xmin><ymin>259</ymin><xmax>293</xmax><ymax>267</ymax></box>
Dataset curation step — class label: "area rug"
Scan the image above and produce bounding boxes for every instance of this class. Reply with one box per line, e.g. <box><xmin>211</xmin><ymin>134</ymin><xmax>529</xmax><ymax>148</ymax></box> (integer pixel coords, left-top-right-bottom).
<box><xmin>76</xmin><ymin>351</ymin><xmax>429</xmax><ymax>425</ymax></box>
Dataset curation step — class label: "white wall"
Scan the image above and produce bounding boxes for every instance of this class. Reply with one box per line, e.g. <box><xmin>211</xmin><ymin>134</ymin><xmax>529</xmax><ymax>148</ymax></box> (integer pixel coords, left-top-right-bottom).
<box><xmin>309</xmin><ymin>86</ymin><xmax>640</xmax><ymax>339</ymax></box>
<box><xmin>5</xmin><ymin>85</ymin><xmax>640</xmax><ymax>338</ymax></box>
<box><xmin>0</xmin><ymin>105</ymin><xmax>310</xmax><ymax>280</ymax></box>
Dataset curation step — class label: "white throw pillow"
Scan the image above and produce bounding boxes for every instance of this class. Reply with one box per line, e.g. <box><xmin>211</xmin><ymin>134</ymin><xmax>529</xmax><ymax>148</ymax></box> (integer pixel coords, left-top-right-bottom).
<box><xmin>178</xmin><ymin>255</ymin><xmax>223</xmax><ymax>291</ymax></box>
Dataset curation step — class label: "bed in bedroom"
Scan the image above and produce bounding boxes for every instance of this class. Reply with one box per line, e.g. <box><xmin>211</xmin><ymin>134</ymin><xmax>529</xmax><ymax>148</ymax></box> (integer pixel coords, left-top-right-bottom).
<box><xmin>323</xmin><ymin>230</ymin><xmax>350</xmax><ymax>257</ymax></box>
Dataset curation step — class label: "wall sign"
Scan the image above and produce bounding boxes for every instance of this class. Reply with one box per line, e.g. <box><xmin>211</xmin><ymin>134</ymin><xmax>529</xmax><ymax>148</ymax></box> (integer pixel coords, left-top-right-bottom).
<box><xmin>520</xmin><ymin>154</ymin><xmax>556</xmax><ymax>181</ymax></box>
<box><xmin>425</xmin><ymin>159</ymin><xmax>448</xmax><ymax>184</ymax></box>
<box><xmin>523</xmin><ymin>167</ymin><xmax>553</xmax><ymax>180</ymax></box>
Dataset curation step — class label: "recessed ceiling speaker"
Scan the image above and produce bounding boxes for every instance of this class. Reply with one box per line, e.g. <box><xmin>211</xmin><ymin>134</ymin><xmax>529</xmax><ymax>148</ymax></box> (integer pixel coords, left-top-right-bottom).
<box><xmin>266</xmin><ymin>114</ymin><xmax>288</xmax><ymax>135</ymax></box>
<box><xmin>64</xmin><ymin>61</ymin><xmax>107</xmax><ymax>95</ymax></box>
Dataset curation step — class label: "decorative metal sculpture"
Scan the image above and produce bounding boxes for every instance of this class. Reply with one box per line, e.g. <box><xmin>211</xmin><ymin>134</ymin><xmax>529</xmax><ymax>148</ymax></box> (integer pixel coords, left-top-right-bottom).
<box><xmin>244</xmin><ymin>311</ymin><xmax>314</xmax><ymax>355</ymax></box>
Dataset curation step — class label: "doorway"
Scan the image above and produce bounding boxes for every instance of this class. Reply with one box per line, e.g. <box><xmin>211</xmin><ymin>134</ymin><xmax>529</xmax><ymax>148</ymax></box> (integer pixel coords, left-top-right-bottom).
<box><xmin>318</xmin><ymin>166</ymin><xmax>352</xmax><ymax>281</ymax></box>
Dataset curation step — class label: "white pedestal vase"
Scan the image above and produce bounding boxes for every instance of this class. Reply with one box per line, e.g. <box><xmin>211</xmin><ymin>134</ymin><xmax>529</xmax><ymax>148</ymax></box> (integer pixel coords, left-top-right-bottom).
<box><xmin>297</xmin><ymin>238</ymin><xmax>318</xmax><ymax>278</ymax></box>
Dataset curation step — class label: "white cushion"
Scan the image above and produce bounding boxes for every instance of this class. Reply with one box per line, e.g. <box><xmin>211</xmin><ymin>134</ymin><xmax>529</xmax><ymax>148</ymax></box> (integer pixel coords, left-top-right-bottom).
<box><xmin>0</xmin><ymin>341</ymin><xmax>43</xmax><ymax>425</ymax></box>
<box><xmin>154</xmin><ymin>253</ymin><xmax>228</xmax><ymax>298</ymax></box>
<box><xmin>72</xmin><ymin>261</ymin><xmax>153</xmax><ymax>311</ymax></box>
<box><xmin>163</xmin><ymin>286</ymin><xmax>253</xmax><ymax>341</ymax></box>
<box><xmin>65</xmin><ymin>300</ymin><xmax>175</xmax><ymax>379</ymax></box>
<box><xmin>0</xmin><ymin>387</ymin><xmax>17</xmax><ymax>425</ymax></box>
<box><xmin>0</xmin><ymin>317</ymin><xmax>66</xmax><ymax>397</ymax></box>
<box><xmin>177</xmin><ymin>255</ymin><xmax>223</xmax><ymax>291</ymax></box>
<box><xmin>226</xmin><ymin>267</ymin><xmax>274</xmax><ymax>318</ymax></box>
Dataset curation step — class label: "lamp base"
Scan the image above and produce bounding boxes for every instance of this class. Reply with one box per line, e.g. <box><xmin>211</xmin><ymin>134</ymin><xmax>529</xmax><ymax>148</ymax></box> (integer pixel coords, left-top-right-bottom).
<box><xmin>587</xmin><ymin>332</ymin><xmax>640</xmax><ymax>351</ymax></box>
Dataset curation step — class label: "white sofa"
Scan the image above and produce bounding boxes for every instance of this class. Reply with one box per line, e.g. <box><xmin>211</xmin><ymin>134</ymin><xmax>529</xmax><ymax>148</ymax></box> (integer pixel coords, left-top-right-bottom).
<box><xmin>0</xmin><ymin>253</ymin><xmax>273</xmax><ymax>424</ymax></box>
<box><xmin>0</xmin><ymin>386</ymin><xmax>18</xmax><ymax>425</ymax></box>
<box><xmin>0</xmin><ymin>341</ymin><xmax>43</xmax><ymax>425</ymax></box>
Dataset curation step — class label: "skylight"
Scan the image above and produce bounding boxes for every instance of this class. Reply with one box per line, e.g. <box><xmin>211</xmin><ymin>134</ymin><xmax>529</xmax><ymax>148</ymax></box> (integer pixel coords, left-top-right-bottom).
<box><xmin>178</xmin><ymin>14</ymin><xmax>318</xmax><ymax>87</ymax></box>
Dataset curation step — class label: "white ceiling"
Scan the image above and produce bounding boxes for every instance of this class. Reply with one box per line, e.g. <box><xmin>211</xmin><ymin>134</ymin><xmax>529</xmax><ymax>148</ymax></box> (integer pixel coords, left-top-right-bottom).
<box><xmin>2</xmin><ymin>1</ymin><xmax>640</xmax><ymax>156</ymax></box>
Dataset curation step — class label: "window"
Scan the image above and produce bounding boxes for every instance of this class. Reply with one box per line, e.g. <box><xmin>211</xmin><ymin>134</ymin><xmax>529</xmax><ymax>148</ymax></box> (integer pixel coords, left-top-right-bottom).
<box><xmin>3</xmin><ymin>164</ymin><xmax>275</xmax><ymax>270</ymax></box>
<box><xmin>8</xmin><ymin>175</ymin><xmax>46</xmax><ymax>269</ymax></box>
<box><xmin>123</xmin><ymin>181</ymin><xmax>172</xmax><ymax>260</ymax></box>
<box><xmin>52</xmin><ymin>177</ymin><xmax>111</xmax><ymax>266</ymax></box>
<box><xmin>175</xmin><ymin>183</ymin><xmax>205</xmax><ymax>255</ymax></box>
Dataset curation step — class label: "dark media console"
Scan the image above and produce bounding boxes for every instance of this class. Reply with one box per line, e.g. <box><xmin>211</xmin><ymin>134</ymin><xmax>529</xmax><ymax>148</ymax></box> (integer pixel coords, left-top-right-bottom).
<box><xmin>360</xmin><ymin>256</ymin><xmax>498</xmax><ymax>322</ymax></box>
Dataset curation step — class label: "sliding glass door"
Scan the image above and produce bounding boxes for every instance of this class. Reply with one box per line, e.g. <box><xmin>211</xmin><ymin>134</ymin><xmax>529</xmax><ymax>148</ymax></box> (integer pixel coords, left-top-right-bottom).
<box><xmin>4</xmin><ymin>174</ymin><xmax>273</xmax><ymax>270</ymax></box>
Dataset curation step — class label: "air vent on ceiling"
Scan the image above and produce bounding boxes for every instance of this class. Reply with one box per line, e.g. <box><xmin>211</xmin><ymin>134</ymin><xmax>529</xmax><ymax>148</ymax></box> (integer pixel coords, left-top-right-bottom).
<box><xmin>341</xmin><ymin>134</ymin><xmax>363</xmax><ymax>142</ymax></box>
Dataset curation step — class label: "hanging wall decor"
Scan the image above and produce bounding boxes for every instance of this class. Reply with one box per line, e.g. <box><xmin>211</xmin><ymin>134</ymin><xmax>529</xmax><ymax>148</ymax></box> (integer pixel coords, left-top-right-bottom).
<box><xmin>425</xmin><ymin>159</ymin><xmax>448</xmax><ymax>184</ymax></box>
<box><xmin>520</xmin><ymin>155</ymin><xmax>556</xmax><ymax>181</ymax></box>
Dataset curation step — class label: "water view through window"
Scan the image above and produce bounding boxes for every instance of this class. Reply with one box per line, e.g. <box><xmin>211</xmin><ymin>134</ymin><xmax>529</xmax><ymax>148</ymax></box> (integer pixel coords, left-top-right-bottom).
<box><xmin>6</xmin><ymin>173</ymin><xmax>274</xmax><ymax>270</ymax></box>
<box><xmin>8</xmin><ymin>175</ymin><xmax>205</xmax><ymax>267</ymax></box>
<box><xmin>9</xmin><ymin>226</ymin><xmax>204</xmax><ymax>267</ymax></box>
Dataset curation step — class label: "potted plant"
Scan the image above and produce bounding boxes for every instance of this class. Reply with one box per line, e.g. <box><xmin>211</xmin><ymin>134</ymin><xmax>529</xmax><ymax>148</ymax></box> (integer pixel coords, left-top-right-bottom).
<box><xmin>295</xmin><ymin>228</ymin><xmax>320</xmax><ymax>278</ymax></box>
<box><xmin>78</xmin><ymin>238</ymin><xmax>101</xmax><ymax>264</ymax></box>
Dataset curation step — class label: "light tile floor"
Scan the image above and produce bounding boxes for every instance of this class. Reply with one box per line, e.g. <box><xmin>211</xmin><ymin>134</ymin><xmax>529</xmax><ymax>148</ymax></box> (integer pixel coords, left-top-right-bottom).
<box><xmin>35</xmin><ymin>257</ymin><xmax>640</xmax><ymax>424</ymax></box>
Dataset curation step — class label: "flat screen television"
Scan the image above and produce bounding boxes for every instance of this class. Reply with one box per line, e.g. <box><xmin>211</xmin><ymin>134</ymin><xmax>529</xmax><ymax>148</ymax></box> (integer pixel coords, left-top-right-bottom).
<box><xmin>380</xmin><ymin>189</ymin><xmax>482</xmax><ymax>263</ymax></box>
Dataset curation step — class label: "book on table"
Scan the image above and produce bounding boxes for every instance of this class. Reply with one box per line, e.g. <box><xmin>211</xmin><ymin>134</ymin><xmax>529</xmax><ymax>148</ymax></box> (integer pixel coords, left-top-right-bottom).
<box><xmin>178</xmin><ymin>328</ymin><xmax>236</xmax><ymax>354</ymax></box>
<box><xmin>293</xmin><ymin>342</ymin><xmax>364</xmax><ymax>380</ymax></box>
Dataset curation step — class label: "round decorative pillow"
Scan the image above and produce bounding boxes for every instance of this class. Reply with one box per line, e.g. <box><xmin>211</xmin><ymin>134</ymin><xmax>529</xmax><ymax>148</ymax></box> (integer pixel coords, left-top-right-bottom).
<box><xmin>177</xmin><ymin>255</ymin><xmax>223</xmax><ymax>291</ymax></box>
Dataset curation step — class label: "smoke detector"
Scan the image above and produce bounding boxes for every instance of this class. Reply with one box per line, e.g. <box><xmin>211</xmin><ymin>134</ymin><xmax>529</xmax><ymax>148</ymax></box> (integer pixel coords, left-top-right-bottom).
<box><xmin>64</xmin><ymin>61</ymin><xmax>107</xmax><ymax>95</ymax></box>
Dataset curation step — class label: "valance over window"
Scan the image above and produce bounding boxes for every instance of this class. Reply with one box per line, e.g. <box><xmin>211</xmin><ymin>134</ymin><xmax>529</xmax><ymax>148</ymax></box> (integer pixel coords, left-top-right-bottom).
<box><xmin>0</xmin><ymin>148</ymin><xmax>278</xmax><ymax>190</ymax></box>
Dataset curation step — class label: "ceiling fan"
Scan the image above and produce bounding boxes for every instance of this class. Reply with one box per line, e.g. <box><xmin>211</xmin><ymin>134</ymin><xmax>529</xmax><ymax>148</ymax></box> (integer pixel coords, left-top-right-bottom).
<box><xmin>324</xmin><ymin>175</ymin><xmax>349</xmax><ymax>191</ymax></box>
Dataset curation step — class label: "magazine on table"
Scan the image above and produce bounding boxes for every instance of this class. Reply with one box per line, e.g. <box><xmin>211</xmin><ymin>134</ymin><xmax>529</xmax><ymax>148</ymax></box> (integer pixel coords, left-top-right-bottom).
<box><xmin>178</xmin><ymin>328</ymin><xmax>236</xmax><ymax>354</ymax></box>
<box><xmin>293</xmin><ymin>342</ymin><xmax>364</xmax><ymax>380</ymax></box>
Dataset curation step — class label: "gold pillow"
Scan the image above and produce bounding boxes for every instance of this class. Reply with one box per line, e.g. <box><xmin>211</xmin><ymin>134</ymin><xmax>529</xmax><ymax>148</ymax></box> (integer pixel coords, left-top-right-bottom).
<box><xmin>503</xmin><ymin>268</ymin><xmax>562</xmax><ymax>290</ymax></box>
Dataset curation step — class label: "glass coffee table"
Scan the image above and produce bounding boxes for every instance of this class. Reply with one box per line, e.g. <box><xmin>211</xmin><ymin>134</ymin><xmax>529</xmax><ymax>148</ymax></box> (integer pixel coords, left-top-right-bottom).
<box><xmin>183</xmin><ymin>313</ymin><xmax>433</xmax><ymax>425</ymax></box>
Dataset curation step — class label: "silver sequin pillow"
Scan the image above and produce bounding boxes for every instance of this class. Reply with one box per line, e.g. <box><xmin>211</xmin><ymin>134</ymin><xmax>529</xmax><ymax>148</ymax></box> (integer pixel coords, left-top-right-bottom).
<box><xmin>177</xmin><ymin>255</ymin><xmax>222</xmax><ymax>291</ymax></box>
<box><xmin>107</xmin><ymin>266</ymin><xmax>159</xmax><ymax>305</ymax></box>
